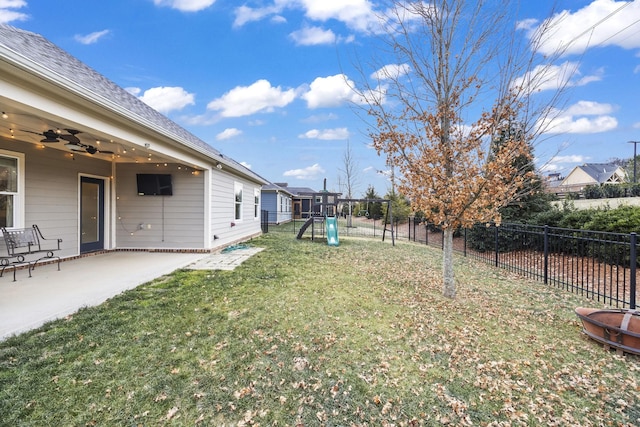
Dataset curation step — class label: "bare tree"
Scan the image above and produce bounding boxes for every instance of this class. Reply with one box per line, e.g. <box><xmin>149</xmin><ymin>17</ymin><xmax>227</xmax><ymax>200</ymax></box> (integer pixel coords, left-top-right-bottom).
<box><xmin>338</xmin><ymin>140</ymin><xmax>360</xmax><ymax>226</ymax></box>
<box><xmin>358</xmin><ymin>0</ymin><xmax>567</xmax><ymax>298</ymax></box>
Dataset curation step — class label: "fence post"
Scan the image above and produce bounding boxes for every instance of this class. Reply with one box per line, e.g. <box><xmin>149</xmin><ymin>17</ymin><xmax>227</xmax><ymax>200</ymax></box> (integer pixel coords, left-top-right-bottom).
<box><xmin>261</xmin><ymin>210</ymin><xmax>269</xmax><ymax>233</ymax></box>
<box><xmin>464</xmin><ymin>228</ymin><xmax>467</xmax><ymax>257</ymax></box>
<box><xmin>494</xmin><ymin>224</ymin><xmax>499</xmax><ymax>267</ymax></box>
<box><xmin>544</xmin><ymin>225</ymin><xmax>549</xmax><ymax>285</ymax></box>
<box><xmin>425</xmin><ymin>223</ymin><xmax>429</xmax><ymax>246</ymax></box>
<box><xmin>630</xmin><ymin>232</ymin><xmax>637</xmax><ymax>309</ymax></box>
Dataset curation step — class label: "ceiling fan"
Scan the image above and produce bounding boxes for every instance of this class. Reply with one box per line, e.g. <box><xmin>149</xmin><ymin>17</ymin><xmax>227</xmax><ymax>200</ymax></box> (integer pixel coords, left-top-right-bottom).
<box><xmin>22</xmin><ymin>128</ymin><xmax>81</xmax><ymax>143</ymax></box>
<box><xmin>22</xmin><ymin>128</ymin><xmax>115</xmax><ymax>155</ymax></box>
<box><xmin>64</xmin><ymin>141</ymin><xmax>114</xmax><ymax>155</ymax></box>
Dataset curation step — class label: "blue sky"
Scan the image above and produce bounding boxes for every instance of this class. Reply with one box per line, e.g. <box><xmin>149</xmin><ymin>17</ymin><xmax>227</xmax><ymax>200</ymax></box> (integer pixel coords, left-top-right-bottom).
<box><xmin>2</xmin><ymin>0</ymin><xmax>640</xmax><ymax>195</ymax></box>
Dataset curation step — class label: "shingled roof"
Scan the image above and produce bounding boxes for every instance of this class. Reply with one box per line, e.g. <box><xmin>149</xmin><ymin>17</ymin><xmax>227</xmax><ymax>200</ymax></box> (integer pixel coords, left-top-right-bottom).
<box><xmin>578</xmin><ymin>163</ymin><xmax>623</xmax><ymax>184</ymax></box>
<box><xmin>0</xmin><ymin>24</ymin><xmax>265</xmax><ymax>183</ymax></box>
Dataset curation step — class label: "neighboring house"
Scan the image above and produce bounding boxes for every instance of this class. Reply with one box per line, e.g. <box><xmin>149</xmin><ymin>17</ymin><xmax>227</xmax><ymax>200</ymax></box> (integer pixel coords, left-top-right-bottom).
<box><xmin>261</xmin><ymin>183</ymin><xmax>293</xmax><ymax>224</ymax></box>
<box><xmin>0</xmin><ymin>25</ymin><xmax>267</xmax><ymax>257</ymax></box>
<box><xmin>554</xmin><ymin>163</ymin><xmax>627</xmax><ymax>195</ymax></box>
<box><xmin>274</xmin><ymin>183</ymin><xmax>317</xmax><ymax>219</ymax></box>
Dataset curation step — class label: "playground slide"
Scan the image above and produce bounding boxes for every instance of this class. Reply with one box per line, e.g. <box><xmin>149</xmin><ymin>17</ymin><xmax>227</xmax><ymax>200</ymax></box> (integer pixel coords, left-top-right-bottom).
<box><xmin>296</xmin><ymin>217</ymin><xmax>315</xmax><ymax>239</ymax></box>
<box><xmin>326</xmin><ymin>216</ymin><xmax>339</xmax><ymax>246</ymax></box>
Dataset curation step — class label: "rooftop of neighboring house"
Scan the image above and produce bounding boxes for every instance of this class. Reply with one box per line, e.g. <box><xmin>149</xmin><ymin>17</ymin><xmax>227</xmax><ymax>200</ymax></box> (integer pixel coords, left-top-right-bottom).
<box><xmin>262</xmin><ymin>183</ymin><xmax>294</xmax><ymax>196</ymax></box>
<box><xmin>573</xmin><ymin>163</ymin><xmax>625</xmax><ymax>184</ymax></box>
<box><xmin>271</xmin><ymin>183</ymin><xmax>317</xmax><ymax>197</ymax></box>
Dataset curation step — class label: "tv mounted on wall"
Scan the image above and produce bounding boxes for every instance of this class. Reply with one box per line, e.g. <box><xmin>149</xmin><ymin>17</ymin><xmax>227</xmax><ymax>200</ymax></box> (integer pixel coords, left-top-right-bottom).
<box><xmin>136</xmin><ymin>173</ymin><xmax>173</xmax><ymax>196</ymax></box>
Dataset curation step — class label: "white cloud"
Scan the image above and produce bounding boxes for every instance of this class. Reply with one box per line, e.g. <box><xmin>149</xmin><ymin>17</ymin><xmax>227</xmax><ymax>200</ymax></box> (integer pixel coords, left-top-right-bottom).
<box><xmin>233</xmin><ymin>4</ymin><xmax>281</xmax><ymax>27</ymax></box>
<box><xmin>137</xmin><ymin>86</ymin><xmax>195</xmax><ymax>114</ymax></box>
<box><xmin>299</xmin><ymin>127</ymin><xmax>350</xmax><ymax>140</ymax></box>
<box><xmin>563</xmin><ymin>100</ymin><xmax>614</xmax><ymax>116</ymax></box>
<box><xmin>74</xmin><ymin>30</ymin><xmax>110</xmax><ymax>45</ymax></box>
<box><xmin>370</xmin><ymin>64</ymin><xmax>411</xmax><ymax>81</ymax></box>
<box><xmin>240</xmin><ymin>161</ymin><xmax>252</xmax><ymax>169</ymax></box>
<box><xmin>283</xmin><ymin>163</ymin><xmax>326</xmax><ymax>180</ymax></box>
<box><xmin>302</xmin><ymin>113</ymin><xmax>339</xmax><ymax>123</ymax></box>
<box><xmin>271</xmin><ymin>15</ymin><xmax>287</xmax><ymax>24</ymax></box>
<box><xmin>539</xmin><ymin>100</ymin><xmax>618</xmax><ymax>134</ymax></box>
<box><xmin>0</xmin><ymin>0</ymin><xmax>28</xmax><ymax>23</ymax></box>
<box><xmin>512</xmin><ymin>61</ymin><xmax>602</xmax><ymax>92</ymax></box>
<box><xmin>297</xmin><ymin>0</ymin><xmax>382</xmax><ymax>33</ymax></box>
<box><xmin>516</xmin><ymin>18</ymin><xmax>538</xmax><ymax>31</ymax></box>
<box><xmin>125</xmin><ymin>87</ymin><xmax>142</xmax><ymax>96</ymax></box>
<box><xmin>550</xmin><ymin>155</ymin><xmax>588</xmax><ymax>164</ymax></box>
<box><xmin>233</xmin><ymin>0</ymin><xmax>383</xmax><ymax>33</ymax></box>
<box><xmin>289</xmin><ymin>26</ymin><xmax>336</xmax><ymax>46</ymax></box>
<box><xmin>540</xmin><ymin>154</ymin><xmax>589</xmax><ymax>173</ymax></box>
<box><xmin>207</xmin><ymin>79</ymin><xmax>297</xmax><ymax>117</ymax></box>
<box><xmin>527</xmin><ymin>0</ymin><xmax>640</xmax><ymax>56</ymax></box>
<box><xmin>302</xmin><ymin>74</ymin><xmax>364</xmax><ymax>108</ymax></box>
<box><xmin>216</xmin><ymin>128</ymin><xmax>243</xmax><ymax>140</ymax></box>
<box><xmin>634</xmin><ymin>122</ymin><xmax>640</xmax><ymax>129</ymax></box>
<box><xmin>153</xmin><ymin>0</ymin><xmax>216</xmax><ymax>12</ymax></box>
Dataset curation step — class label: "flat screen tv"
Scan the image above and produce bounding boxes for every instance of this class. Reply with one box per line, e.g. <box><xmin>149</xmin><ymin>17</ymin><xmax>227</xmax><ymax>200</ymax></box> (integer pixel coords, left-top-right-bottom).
<box><xmin>136</xmin><ymin>173</ymin><xmax>173</xmax><ymax>196</ymax></box>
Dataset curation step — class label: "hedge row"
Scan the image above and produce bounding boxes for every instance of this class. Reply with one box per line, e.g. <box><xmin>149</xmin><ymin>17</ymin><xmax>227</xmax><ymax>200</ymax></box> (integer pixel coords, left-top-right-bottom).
<box><xmin>527</xmin><ymin>203</ymin><xmax>640</xmax><ymax>234</ymax></box>
<box><xmin>583</xmin><ymin>183</ymin><xmax>640</xmax><ymax>199</ymax></box>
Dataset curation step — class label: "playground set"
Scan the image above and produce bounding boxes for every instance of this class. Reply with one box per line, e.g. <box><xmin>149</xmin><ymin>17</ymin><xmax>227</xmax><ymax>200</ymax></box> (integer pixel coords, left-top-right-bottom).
<box><xmin>295</xmin><ymin>184</ymin><xmax>394</xmax><ymax>246</ymax></box>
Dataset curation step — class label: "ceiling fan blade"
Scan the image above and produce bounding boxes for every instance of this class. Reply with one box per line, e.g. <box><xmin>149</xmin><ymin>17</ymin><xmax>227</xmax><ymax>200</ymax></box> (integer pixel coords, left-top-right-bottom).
<box><xmin>21</xmin><ymin>129</ymin><xmax>60</xmax><ymax>142</ymax></box>
<box><xmin>59</xmin><ymin>133</ymin><xmax>80</xmax><ymax>144</ymax></box>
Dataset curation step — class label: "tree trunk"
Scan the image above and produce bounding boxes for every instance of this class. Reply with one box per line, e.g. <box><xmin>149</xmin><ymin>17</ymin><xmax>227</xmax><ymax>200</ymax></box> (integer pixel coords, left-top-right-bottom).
<box><xmin>442</xmin><ymin>228</ymin><xmax>456</xmax><ymax>298</ymax></box>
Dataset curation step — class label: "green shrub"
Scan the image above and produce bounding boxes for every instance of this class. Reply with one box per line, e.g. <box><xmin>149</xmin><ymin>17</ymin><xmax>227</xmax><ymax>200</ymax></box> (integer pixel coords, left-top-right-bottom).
<box><xmin>583</xmin><ymin>205</ymin><xmax>640</xmax><ymax>234</ymax></box>
<box><xmin>557</xmin><ymin>208</ymin><xmax>600</xmax><ymax>230</ymax></box>
<box><xmin>602</xmin><ymin>184</ymin><xmax>624</xmax><ymax>198</ymax></box>
<box><xmin>529</xmin><ymin>206</ymin><xmax>565</xmax><ymax>227</ymax></box>
<box><xmin>583</xmin><ymin>185</ymin><xmax>603</xmax><ymax>199</ymax></box>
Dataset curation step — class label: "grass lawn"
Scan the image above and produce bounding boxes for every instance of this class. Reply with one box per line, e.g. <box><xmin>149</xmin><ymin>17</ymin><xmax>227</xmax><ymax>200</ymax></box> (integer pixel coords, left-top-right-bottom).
<box><xmin>1</xmin><ymin>233</ymin><xmax>639</xmax><ymax>426</ymax></box>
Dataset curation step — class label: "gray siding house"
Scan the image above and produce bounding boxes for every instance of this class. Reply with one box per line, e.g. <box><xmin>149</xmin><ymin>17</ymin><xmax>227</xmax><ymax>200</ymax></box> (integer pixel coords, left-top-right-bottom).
<box><xmin>261</xmin><ymin>183</ymin><xmax>293</xmax><ymax>224</ymax></box>
<box><xmin>0</xmin><ymin>25</ymin><xmax>267</xmax><ymax>257</ymax></box>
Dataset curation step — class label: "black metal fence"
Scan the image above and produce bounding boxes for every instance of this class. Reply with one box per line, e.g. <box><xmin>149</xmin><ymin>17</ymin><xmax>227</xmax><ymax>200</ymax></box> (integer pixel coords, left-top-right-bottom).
<box><xmin>262</xmin><ymin>212</ymin><xmax>392</xmax><ymax>240</ymax></box>
<box><xmin>260</xmin><ymin>212</ymin><xmax>638</xmax><ymax>309</ymax></box>
<box><xmin>400</xmin><ymin>218</ymin><xmax>638</xmax><ymax>309</ymax></box>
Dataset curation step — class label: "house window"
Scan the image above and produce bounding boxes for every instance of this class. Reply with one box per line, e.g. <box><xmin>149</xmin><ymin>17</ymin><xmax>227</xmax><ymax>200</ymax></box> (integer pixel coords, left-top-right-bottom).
<box><xmin>0</xmin><ymin>152</ymin><xmax>23</xmax><ymax>228</ymax></box>
<box><xmin>254</xmin><ymin>189</ymin><xmax>260</xmax><ymax>218</ymax></box>
<box><xmin>234</xmin><ymin>182</ymin><xmax>243</xmax><ymax>221</ymax></box>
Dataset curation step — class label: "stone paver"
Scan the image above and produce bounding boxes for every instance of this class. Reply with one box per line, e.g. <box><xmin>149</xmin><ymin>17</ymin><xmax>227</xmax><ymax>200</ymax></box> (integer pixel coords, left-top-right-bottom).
<box><xmin>186</xmin><ymin>247</ymin><xmax>264</xmax><ymax>271</ymax></box>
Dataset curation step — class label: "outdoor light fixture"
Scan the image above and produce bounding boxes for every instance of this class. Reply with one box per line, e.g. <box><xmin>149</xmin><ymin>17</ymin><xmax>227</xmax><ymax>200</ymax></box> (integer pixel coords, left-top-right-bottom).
<box><xmin>216</xmin><ymin>162</ymin><xmax>223</xmax><ymax>170</ymax></box>
<box><xmin>1</xmin><ymin>112</ymin><xmax>8</xmax><ymax>119</ymax></box>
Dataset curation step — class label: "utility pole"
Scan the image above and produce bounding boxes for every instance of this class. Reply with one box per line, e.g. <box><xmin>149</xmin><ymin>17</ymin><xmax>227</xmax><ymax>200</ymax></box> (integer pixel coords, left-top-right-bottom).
<box><xmin>629</xmin><ymin>141</ymin><xmax>639</xmax><ymax>183</ymax></box>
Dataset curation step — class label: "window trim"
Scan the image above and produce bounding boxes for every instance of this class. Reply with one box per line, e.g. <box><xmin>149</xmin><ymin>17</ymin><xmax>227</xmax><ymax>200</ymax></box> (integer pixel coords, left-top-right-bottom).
<box><xmin>0</xmin><ymin>150</ymin><xmax>25</xmax><ymax>229</ymax></box>
<box><xmin>254</xmin><ymin>188</ymin><xmax>260</xmax><ymax>220</ymax></box>
<box><xmin>234</xmin><ymin>182</ymin><xmax>243</xmax><ymax>222</ymax></box>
